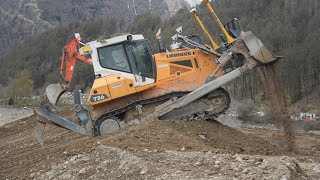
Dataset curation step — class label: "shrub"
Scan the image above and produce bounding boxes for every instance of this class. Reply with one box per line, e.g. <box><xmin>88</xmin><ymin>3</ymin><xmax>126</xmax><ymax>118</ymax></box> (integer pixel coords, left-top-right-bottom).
<box><xmin>8</xmin><ymin>97</ymin><xmax>14</xmax><ymax>105</ymax></box>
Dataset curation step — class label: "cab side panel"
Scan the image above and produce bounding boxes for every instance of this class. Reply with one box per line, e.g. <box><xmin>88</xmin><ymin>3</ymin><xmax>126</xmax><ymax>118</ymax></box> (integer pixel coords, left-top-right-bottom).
<box><xmin>141</xmin><ymin>49</ymin><xmax>223</xmax><ymax>99</ymax></box>
<box><xmin>89</xmin><ymin>74</ymin><xmax>137</xmax><ymax>106</ymax></box>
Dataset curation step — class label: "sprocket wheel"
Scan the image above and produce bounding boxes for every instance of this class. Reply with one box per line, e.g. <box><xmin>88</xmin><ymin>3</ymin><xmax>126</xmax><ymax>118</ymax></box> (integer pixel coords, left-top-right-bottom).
<box><xmin>205</xmin><ymin>88</ymin><xmax>230</xmax><ymax>116</ymax></box>
<box><xmin>94</xmin><ymin>116</ymin><xmax>121</xmax><ymax>136</ymax></box>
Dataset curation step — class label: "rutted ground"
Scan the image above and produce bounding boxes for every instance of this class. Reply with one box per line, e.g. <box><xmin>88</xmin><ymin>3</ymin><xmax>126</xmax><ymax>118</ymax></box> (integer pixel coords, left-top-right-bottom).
<box><xmin>1</xmin><ymin>114</ymin><xmax>320</xmax><ymax>179</ymax></box>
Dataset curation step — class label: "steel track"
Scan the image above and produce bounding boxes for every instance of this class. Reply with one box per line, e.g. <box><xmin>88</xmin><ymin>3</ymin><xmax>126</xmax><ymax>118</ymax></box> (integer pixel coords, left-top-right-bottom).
<box><xmin>93</xmin><ymin>88</ymin><xmax>230</xmax><ymax>136</ymax></box>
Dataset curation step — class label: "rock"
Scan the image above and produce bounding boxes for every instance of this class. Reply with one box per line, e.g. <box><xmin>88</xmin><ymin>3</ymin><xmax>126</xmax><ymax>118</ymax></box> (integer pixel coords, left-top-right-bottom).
<box><xmin>257</xmin><ymin>157</ymin><xmax>264</xmax><ymax>162</ymax></box>
<box><xmin>215</xmin><ymin>160</ymin><xmax>221</xmax><ymax>165</ymax></box>
<box><xmin>81</xmin><ymin>157</ymin><xmax>90</xmax><ymax>162</ymax></box>
<box><xmin>61</xmin><ymin>173</ymin><xmax>72</xmax><ymax>179</ymax></box>
<box><xmin>235</xmin><ymin>156</ymin><xmax>243</xmax><ymax>162</ymax></box>
<box><xmin>181</xmin><ymin>147</ymin><xmax>186</xmax><ymax>152</ymax></box>
<box><xmin>286</xmin><ymin>160</ymin><xmax>308</xmax><ymax>179</ymax></box>
<box><xmin>140</xmin><ymin>168</ymin><xmax>148</xmax><ymax>175</ymax></box>
<box><xmin>79</xmin><ymin>168</ymin><xmax>86</xmax><ymax>174</ymax></box>
<box><xmin>198</xmin><ymin>134</ymin><xmax>207</xmax><ymax>140</ymax></box>
<box><xmin>29</xmin><ymin>172</ymin><xmax>35</xmax><ymax>178</ymax></box>
<box><xmin>133</xmin><ymin>119</ymin><xmax>140</xmax><ymax>125</ymax></box>
<box><xmin>194</xmin><ymin>161</ymin><xmax>202</xmax><ymax>166</ymax></box>
<box><xmin>127</xmin><ymin>119</ymin><xmax>140</xmax><ymax>126</ymax></box>
<box><xmin>45</xmin><ymin>171</ymin><xmax>53</xmax><ymax>176</ymax></box>
<box><xmin>70</xmin><ymin>155</ymin><xmax>77</xmax><ymax>162</ymax></box>
<box><xmin>242</xmin><ymin>168</ymin><xmax>249</xmax><ymax>174</ymax></box>
<box><xmin>213</xmin><ymin>165</ymin><xmax>220</xmax><ymax>170</ymax></box>
<box><xmin>242</xmin><ymin>156</ymin><xmax>249</xmax><ymax>160</ymax></box>
<box><xmin>312</xmin><ymin>164</ymin><xmax>320</xmax><ymax>173</ymax></box>
<box><xmin>206</xmin><ymin>170</ymin><xmax>216</xmax><ymax>176</ymax></box>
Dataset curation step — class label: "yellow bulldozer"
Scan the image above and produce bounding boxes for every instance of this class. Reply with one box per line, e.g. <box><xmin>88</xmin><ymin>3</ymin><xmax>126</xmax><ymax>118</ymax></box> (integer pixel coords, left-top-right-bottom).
<box><xmin>34</xmin><ymin>0</ymin><xmax>280</xmax><ymax>143</ymax></box>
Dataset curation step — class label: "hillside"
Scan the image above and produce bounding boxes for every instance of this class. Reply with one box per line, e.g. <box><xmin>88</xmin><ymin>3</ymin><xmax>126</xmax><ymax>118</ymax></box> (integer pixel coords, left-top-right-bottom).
<box><xmin>0</xmin><ymin>0</ymin><xmax>189</xmax><ymax>54</ymax></box>
<box><xmin>1</xmin><ymin>0</ymin><xmax>320</xmax><ymax>103</ymax></box>
<box><xmin>158</xmin><ymin>0</ymin><xmax>320</xmax><ymax>103</ymax></box>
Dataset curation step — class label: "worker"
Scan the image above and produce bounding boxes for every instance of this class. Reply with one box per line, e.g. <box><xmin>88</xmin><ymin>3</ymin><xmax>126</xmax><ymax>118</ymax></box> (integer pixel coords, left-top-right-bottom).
<box><xmin>112</xmin><ymin>50</ymin><xmax>130</xmax><ymax>72</ymax></box>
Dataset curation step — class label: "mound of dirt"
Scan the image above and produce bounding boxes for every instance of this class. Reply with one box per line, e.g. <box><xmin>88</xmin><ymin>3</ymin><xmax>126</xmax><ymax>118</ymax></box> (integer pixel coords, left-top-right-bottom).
<box><xmin>99</xmin><ymin>120</ymin><xmax>280</xmax><ymax>155</ymax></box>
<box><xmin>1</xmin><ymin>112</ymin><xmax>320</xmax><ymax>179</ymax></box>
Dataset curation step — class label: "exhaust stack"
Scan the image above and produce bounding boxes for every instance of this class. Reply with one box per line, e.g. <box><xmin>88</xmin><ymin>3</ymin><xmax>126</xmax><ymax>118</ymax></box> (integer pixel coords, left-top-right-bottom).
<box><xmin>156</xmin><ymin>28</ymin><xmax>166</xmax><ymax>53</ymax></box>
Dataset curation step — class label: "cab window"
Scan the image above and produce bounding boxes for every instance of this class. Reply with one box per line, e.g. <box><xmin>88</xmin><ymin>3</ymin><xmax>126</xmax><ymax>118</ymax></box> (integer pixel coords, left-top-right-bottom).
<box><xmin>129</xmin><ymin>41</ymin><xmax>154</xmax><ymax>78</ymax></box>
<box><xmin>98</xmin><ymin>44</ymin><xmax>131</xmax><ymax>72</ymax></box>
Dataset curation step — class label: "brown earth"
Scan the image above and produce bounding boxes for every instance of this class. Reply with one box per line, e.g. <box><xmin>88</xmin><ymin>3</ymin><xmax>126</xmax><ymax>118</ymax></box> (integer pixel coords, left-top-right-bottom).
<box><xmin>1</xmin><ymin>114</ymin><xmax>320</xmax><ymax>179</ymax></box>
<box><xmin>102</xmin><ymin>120</ymin><xmax>279</xmax><ymax>155</ymax></box>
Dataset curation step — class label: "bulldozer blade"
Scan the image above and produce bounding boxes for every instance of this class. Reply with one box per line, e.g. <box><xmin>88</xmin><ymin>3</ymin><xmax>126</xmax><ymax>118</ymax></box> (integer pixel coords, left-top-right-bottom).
<box><xmin>46</xmin><ymin>83</ymin><xmax>65</xmax><ymax>105</ymax></box>
<box><xmin>240</xmin><ymin>31</ymin><xmax>282</xmax><ymax>64</ymax></box>
<box><xmin>158</xmin><ymin>66</ymin><xmax>247</xmax><ymax>118</ymax></box>
<box><xmin>34</xmin><ymin>107</ymin><xmax>89</xmax><ymax>136</ymax></box>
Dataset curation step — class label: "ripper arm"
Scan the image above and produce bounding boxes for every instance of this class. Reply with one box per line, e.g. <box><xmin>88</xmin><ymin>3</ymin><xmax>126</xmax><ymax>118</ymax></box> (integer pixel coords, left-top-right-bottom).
<box><xmin>60</xmin><ymin>37</ymin><xmax>93</xmax><ymax>90</ymax></box>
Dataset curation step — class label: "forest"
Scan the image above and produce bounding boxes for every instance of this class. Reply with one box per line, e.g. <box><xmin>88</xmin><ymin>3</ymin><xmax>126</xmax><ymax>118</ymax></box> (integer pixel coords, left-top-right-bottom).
<box><xmin>0</xmin><ymin>0</ymin><xmax>319</xmax><ymax>104</ymax></box>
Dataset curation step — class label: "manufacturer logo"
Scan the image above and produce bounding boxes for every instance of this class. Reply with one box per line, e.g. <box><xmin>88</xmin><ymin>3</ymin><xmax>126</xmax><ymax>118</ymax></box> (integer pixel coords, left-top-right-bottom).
<box><xmin>166</xmin><ymin>52</ymin><xmax>192</xmax><ymax>58</ymax></box>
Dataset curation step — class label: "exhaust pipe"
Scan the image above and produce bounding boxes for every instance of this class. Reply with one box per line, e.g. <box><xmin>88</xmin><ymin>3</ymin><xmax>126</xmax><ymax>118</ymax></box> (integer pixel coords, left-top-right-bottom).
<box><xmin>156</xmin><ymin>28</ymin><xmax>166</xmax><ymax>53</ymax></box>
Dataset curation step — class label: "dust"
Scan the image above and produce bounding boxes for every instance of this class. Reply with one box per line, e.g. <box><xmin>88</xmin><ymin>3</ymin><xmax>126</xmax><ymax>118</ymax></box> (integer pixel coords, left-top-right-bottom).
<box><xmin>256</xmin><ymin>64</ymin><xmax>295</xmax><ymax>151</ymax></box>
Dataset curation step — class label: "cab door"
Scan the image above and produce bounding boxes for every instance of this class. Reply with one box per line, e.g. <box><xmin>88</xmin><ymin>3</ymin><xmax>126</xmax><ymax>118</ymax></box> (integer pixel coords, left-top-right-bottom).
<box><xmin>126</xmin><ymin>40</ymin><xmax>156</xmax><ymax>87</ymax></box>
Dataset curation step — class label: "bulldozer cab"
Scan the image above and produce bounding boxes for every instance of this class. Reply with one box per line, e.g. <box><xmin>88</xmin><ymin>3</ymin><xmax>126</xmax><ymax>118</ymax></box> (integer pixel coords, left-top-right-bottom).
<box><xmin>92</xmin><ymin>35</ymin><xmax>156</xmax><ymax>87</ymax></box>
<box><xmin>126</xmin><ymin>40</ymin><xmax>155</xmax><ymax>80</ymax></box>
<box><xmin>98</xmin><ymin>44</ymin><xmax>131</xmax><ymax>72</ymax></box>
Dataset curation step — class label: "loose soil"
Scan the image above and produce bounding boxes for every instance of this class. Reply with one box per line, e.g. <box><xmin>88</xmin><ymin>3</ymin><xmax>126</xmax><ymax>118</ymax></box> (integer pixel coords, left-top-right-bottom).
<box><xmin>102</xmin><ymin>120</ymin><xmax>279</xmax><ymax>155</ymax></box>
<box><xmin>256</xmin><ymin>64</ymin><xmax>296</xmax><ymax>151</ymax></box>
<box><xmin>1</xmin><ymin>113</ymin><xmax>320</xmax><ymax>179</ymax></box>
